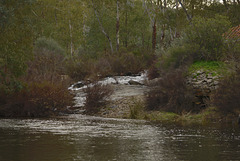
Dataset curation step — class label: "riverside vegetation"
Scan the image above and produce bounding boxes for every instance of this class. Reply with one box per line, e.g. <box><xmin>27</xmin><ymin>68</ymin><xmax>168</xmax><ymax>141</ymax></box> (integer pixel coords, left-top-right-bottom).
<box><xmin>0</xmin><ymin>0</ymin><xmax>240</xmax><ymax>125</ymax></box>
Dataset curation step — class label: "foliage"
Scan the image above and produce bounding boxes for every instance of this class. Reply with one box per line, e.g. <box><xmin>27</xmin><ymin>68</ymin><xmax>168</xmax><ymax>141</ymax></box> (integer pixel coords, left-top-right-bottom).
<box><xmin>84</xmin><ymin>83</ymin><xmax>113</xmax><ymax>114</ymax></box>
<box><xmin>145</xmin><ymin>70</ymin><xmax>197</xmax><ymax>114</ymax></box>
<box><xmin>66</xmin><ymin>51</ymin><xmax>152</xmax><ymax>81</ymax></box>
<box><xmin>129</xmin><ymin>98</ymin><xmax>145</xmax><ymax>119</ymax></box>
<box><xmin>24</xmin><ymin>39</ymin><xmax>67</xmax><ymax>84</ymax></box>
<box><xmin>225</xmin><ymin>40</ymin><xmax>240</xmax><ymax>64</ymax></box>
<box><xmin>34</xmin><ymin>37</ymin><xmax>65</xmax><ymax>55</ymax></box>
<box><xmin>0</xmin><ymin>0</ymin><xmax>34</xmax><ymax>89</ymax></box>
<box><xmin>160</xmin><ymin>43</ymin><xmax>199</xmax><ymax>70</ymax></box>
<box><xmin>0</xmin><ymin>82</ymin><xmax>74</xmax><ymax>117</ymax></box>
<box><xmin>188</xmin><ymin>61</ymin><xmax>228</xmax><ymax>76</ymax></box>
<box><xmin>212</xmin><ymin>69</ymin><xmax>240</xmax><ymax>114</ymax></box>
<box><xmin>32</xmin><ymin>0</ymin><xmax>87</xmax><ymax>56</ymax></box>
<box><xmin>147</xmin><ymin>63</ymin><xmax>160</xmax><ymax>80</ymax></box>
<box><xmin>184</xmin><ymin>15</ymin><xmax>231</xmax><ymax>61</ymax></box>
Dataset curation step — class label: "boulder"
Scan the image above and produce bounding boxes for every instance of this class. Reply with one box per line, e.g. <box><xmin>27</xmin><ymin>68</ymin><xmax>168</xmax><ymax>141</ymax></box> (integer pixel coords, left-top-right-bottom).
<box><xmin>73</xmin><ymin>82</ymin><xmax>85</xmax><ymax>89</ymax></box>
<box><xmin>128</xmin><ymin>80</ymin><xmax>143</xmax><ymax>85</ymax></box>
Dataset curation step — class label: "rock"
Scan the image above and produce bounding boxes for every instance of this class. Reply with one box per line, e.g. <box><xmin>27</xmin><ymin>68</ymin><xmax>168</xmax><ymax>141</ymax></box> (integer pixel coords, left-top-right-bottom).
<box><xmin>128</xmin><ymin>80</ymin><xmax>143</xmax><ymax>85</ymax></box>
<box><xmin>197</xmin><ymin>70</ymin><xmax>205</xmax><ymax>74</ymax></box>
<box><xmin>207</xmin><ymin>79</ymin><xmax>212</xmax><ymax>83</ymax></box>
<box><xmin>195</xmin><ymin>81</ymin><xmax>203</xmax><ymax>85</ymax></box>
<box><xmin>73</xmin><ymin>82</ymin><xmax>85</xmax><ymax>88</ymax></box>
<box><xmin>213</xmin><ymin>81</ymin><xmax>219</xmax><ymax>85</ymax></box>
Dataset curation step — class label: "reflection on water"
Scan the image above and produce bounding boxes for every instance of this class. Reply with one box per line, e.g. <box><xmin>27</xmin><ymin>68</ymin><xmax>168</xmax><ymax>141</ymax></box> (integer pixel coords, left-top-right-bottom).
<box><xmin>0</xmin><ymin>115</ymin><xmax>239</xmax><ymax>161</ymax></box>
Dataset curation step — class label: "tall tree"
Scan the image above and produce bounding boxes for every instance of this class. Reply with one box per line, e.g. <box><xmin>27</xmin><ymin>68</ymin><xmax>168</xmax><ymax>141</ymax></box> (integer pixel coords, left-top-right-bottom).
<box><xmin>0</xmin><ymin>0</ymin><xmax>35</xmax><ymax>87</ymax></box>
<box><xmin>91</xmin><ymin>0</ymin><xmax>114</xmax><ymax>54</ymax></box>
<box><xmin>142</xmin><ymin>0</ymin><xmax>158</xmax><ymax>51</ymax></box>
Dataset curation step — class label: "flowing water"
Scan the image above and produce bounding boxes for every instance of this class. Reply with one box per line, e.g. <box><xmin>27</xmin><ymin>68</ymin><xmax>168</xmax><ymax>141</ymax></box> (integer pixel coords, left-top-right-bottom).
<box><xmin>0</xmin><ymin>115</ymin><xmax>239</xmax><ymax>161</ymax></box>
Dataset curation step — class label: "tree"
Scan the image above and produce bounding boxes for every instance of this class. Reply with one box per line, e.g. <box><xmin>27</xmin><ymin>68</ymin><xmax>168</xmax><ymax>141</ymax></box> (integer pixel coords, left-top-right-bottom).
<box><xmin>0</xmin><ymin>0</ymin><xmax>35</xmax><ymax>91</ymax></box>
<box><xmin>31</xmin><ymin>0</ymin><xmax>88</xmax><ymax>57</ymax></box>
<box><xmin>184</xmin><ymin>15</ymin><xmax>231</xmax><ymax>60</ymax></box>
<box><xmin>91</xmin><ymin>0</ymin><xmax>114</xmax><ymax>54</ymax></box>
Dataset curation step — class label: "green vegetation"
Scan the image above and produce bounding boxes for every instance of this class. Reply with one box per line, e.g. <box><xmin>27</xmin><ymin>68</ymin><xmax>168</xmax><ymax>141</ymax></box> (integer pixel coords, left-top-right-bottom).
<box><xmin>0</xmin><ymin>0</ymin><xmax>239</xmax><ymax>118</ymax></box>
<box><xmin>34</xmin><ymin>37</ymin><xmax>65</xmax><ymax>56</ymax></box>
<box><xmin>84</xmin><ymin>84</ymin><xmax>113</xmax><ymax>114</ymax></box>
<box><xmin>188</xmin><ymin>61</ymin><xmax>228</xmax><ymax>76</ymax></box>
<box><xmin>129</xmin><ymin>99</ymin><xmax>223</xmax><ymax>125</ymax></box>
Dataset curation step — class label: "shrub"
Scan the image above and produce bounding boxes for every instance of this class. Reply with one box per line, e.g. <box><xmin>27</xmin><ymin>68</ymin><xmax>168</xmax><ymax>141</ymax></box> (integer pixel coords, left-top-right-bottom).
<box><xmin>225</xmin><ymin>40</ymin><xmax>240</xmax><ymax>65</ymax></box>
<box><xmin>212</xmin><ymin>69</ymin><xmax>240</xmax><ymax>114</ymax></box>
<box><xmin>26</xmin><ymin>51</ymin><xmax>66</xmax><ymax>83</ymax></box>
<box><xmin>0</xmin><ymin>82</ymin><xmax>74</xmax><ymax>117</ymax></box>
<box><xmin>25</xmin><ymin>37</ymin><xmax>67</xmax><ymax>84</ymax></box>
<box><xmin>66</xmin><ymin>58</ymin><xmax>94</xmax><ymax>81</ymax></box>
<box><xmin>129</xmin><ymin>99</ymin><xmax>145</xmax><ymax>119</ymax></box>
<box><xmin>184</xmin><ymin>15</ymin><xmax>231</xmax><ymax>61</ymax></box>
<box><xmin>145</xmin><ymin>70</ymin><xmax>197</xmax><ymax>114</ymax></box>
<box><xmin>34</xmin><ymin>37</ymin><xmax>65</xmax><ymax>55</ymax></box>
<box><xmin>147</xmin><ymin>63</ymin><xmax>160</xmax><ymax>80</ymax></box>
<box><xmin>84</xmin><ymin>83</ymin><xmax>113</xmax><ymax>114</ymax></box>
<box><xmin>94</xmin><ymin>57</ymin><xmax>112</xmax><ymax>77</ymax></box>
<box><xmin>66</xmin><ymin>51</ymin><xmax>153</xmax><ymax>81</ymax></box>
<box><xmin>161</xmin><ymin>44</ymin><xmax>198</xmax><ymax>70</ymax></box>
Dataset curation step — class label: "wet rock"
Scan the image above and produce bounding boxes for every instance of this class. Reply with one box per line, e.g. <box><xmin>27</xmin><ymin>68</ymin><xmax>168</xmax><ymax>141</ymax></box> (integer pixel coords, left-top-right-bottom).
<box><xmin>72</xmin><ymin>82</ymin><xmax>85</xmax><ymax>89</ymax></box>
<box><xmin>128</xmin><ymin>80</ymin><xmax>143</xmax><ymax>85</ymax></box>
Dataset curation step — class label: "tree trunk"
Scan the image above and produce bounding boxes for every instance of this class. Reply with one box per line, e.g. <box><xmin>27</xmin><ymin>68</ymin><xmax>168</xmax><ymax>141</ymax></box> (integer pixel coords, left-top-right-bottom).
<box><xmin>116</xmin><ymin>0</ymin><xmax>120</xmax><ymax>52</ymax></box>
<box><xmin>143</xmin><ymin>0</ymin><xmax>157</xmax><ymax>52</ymax></box>
<box><xmin>142</xmin><ymin>33</ymin><xmax>145</xmax><ymax>50</ymax></box>
<box><xmin>152</xmin><ymin>20</ymin><xmax>156</xmax><ymax>51</ymax></box>
<box><xmin>125</xmin><ymin>11</ymin><xmax>128</xmax><ymax>48</ymax></box>
<box><xmin>55</xmin><ymin>6</ymin><xmax>58</xmax><ymax>26</ymax></box>
<box><xmin>223</xmin><ymin>0</ymin><xmax>228</xmax><ymax>8</ymax></box>
<box><xmin>69</xmin><ymin>19</ymin><xmax>73</xmax><ymax>57</ymax></box>
<box><xmin>178</xmin><ymin>0</ymin><xmax>192</xmax><ymax>22</ymax></box>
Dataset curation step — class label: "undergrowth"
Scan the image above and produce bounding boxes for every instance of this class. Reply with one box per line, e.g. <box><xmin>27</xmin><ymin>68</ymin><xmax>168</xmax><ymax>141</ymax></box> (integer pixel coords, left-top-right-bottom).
<box><xmin>84</xmin><ymin>83</ymin><xmax>113</xmax><ymax>114</ymax></box>
<box><xmin>0</xmin><ymin>82</ymin><xmax>73</xmax><ymax>117</ymax></box>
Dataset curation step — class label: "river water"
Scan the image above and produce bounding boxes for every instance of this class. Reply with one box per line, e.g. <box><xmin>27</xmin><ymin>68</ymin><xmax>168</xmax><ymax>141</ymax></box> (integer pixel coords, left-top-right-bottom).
<box><xmin>0</xmin><ymin>115</ymin><xmax>239</xmax><ymax>161</ymax></box>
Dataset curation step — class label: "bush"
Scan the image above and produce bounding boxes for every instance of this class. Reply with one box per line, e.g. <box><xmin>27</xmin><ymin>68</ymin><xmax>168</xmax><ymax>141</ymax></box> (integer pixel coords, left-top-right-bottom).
<box><xmin>0</xmin><ymin>82</ymin><xmax>74</xmax><ymax>117</ymax></box>
<box><xmin>147</xmin><ymin>63</ymin><xmax>160</xmax><ymax>80</ymax></box>
<box><xmin>145</xmin><ymin>70</ymin><xmax>197</xmax><ymax>114</ymax></box>
<box><xmin>26</xmin><ymin>51</ymin><xmax>66</xmax><ymax>83</ymax></box>
<box><xmin>66</xmin><ymin>51</ymin><xmax>153</xmax><ymax>81</ymax></box>
<box><xmin>66</xmin><ymin>58</ymin><xmax>94</xmax><ymax>81</ymax></box>
<box><xmin>212</xmin><ymin>69</ymin><xmax>240</xmax><ymax>114</ymax></box>
<box><xmin>184</xmin><ymin>15</ymin><xmax>231</xmax><ymax>61</ymax></box>
<box><xmin>84</xmin><ymin>83</ymin><xmax>113</xmax><ymax>114</ymax></box>
<box><xmin>34</xmin><ymin>37</ymin><xmax>65</xmax><ymax>55</ymax></box>
<box><xmin>25</xmin><ymin>37</ymin><xmax>68</xmax><ymax>84</ymax></box>
<box><xmin>161</xmin><ymin>44</ymin><xmax>196</xmax><ymax>70</ymax></box>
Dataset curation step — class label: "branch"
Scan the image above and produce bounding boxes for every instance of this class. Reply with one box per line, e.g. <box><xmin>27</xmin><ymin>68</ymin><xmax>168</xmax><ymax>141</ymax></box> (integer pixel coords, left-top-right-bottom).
<box><xmin>178</xmin><ymin>0</ymin><xmax>192</xmax><ymax>22</ymax></box>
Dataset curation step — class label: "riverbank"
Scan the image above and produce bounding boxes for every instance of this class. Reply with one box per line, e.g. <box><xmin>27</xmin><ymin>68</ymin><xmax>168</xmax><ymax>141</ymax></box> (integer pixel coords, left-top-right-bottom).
<box><xmin>95</xmin><ymin>95</ymin><xmax>240</xmax><ymax>127</ymax></box>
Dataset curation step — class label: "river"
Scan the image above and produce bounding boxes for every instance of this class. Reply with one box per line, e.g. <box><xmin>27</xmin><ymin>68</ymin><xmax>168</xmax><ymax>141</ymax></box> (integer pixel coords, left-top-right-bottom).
<box><xmin>0</xmin><ymin>114</ymin><xmax>239</xmax><ymax>161</ymax></box>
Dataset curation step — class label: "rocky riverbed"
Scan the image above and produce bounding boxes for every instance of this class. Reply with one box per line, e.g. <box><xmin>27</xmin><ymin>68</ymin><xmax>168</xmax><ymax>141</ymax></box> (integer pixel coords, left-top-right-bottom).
<box><xmin>68</xmin><ymin>70</ymin><xmax>223</xmax><ymax>119</ymax></box>
<box><xmin>68</xmin><ymin>72</ymin><xmax>149</xmax><ymax>117</ymax></box>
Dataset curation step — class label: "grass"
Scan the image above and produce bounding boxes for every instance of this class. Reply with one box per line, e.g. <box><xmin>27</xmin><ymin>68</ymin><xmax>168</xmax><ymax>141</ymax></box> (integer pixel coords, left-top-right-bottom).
<box><xmin>128</xmin><ymin>100</ymin><xmax>222</xmax><ymax>125</ymax></box>
<box><xmin>188</xmin><ymin>61</ymin><xmax>228</xmax><ymax>76</ymax></box>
